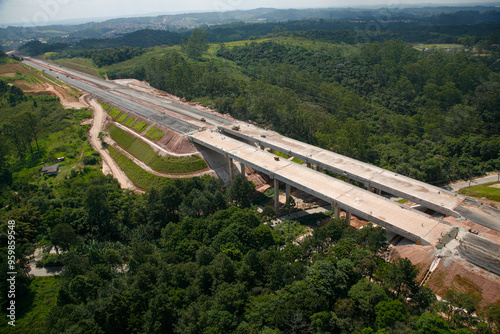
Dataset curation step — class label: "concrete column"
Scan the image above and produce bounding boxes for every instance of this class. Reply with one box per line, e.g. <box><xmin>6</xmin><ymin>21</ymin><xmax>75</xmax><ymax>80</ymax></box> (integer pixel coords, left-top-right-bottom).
<box><xmin>260</xmin><ymin>145</ymin><xmax>265</xmax><ymax>150</ymax></box>
<box><xmin>367</xmin><ymin>186</ymin><xmax>375</xmax><ymax>192</ymax></box>
<box><xmin>376</xmin><ymin>189</ymin><xmax>382</xmax><ymax>195</ymax></box>
<box><xmin>274</xmin><ymin>178</ymin><xmax>279</xmax><ymax>213</ymax></box>
<box><xmin>307</xmin><ymin>162</ymin><xmax>312</xmax><ymax>168</ymax></box>
<box><xmin>229</xmin><ymin>158</ymin><xmax>234</xmax><ymax>180</ymax></box>
<box><xmin>345</xmin><ymin>211</ymin><xmax>351</xmax><ymax>224</ymax></box>
<box><xmin>239</xmin><ymin>162</ymin><xmax>246</xmax><ymax>177</ymax></box>
<box><xmin>285</xmin><ymin>183</ymin><xmax>291</xmax><ymax>200</ymax></box>
<box><xmin>332</xmin><ymin>201</ymin><xmax>340</xmax><ymax>219</ymax></box>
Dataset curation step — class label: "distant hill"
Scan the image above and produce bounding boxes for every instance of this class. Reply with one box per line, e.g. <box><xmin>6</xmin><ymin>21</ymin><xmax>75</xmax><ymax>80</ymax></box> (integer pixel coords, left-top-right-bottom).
<box><xmin>76</xmin><ymin>29</ymin><xmax>182</xmax><ymax>49</ymax></box>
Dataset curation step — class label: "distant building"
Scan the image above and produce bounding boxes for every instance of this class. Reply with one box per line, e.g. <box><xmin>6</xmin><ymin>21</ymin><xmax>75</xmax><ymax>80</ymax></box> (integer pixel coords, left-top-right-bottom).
<box><xmin>41</xmin><ymin>164</ymin><xmax>59</xmax><ymax>176</ymax></box>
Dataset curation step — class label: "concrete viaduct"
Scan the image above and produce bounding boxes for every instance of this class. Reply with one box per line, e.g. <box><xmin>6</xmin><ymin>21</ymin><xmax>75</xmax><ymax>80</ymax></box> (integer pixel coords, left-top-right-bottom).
<box><xmin>189</xmin><ymin>130</ymin><xmax>452</xmax><ymax>246</ymax></box>
<box><xmin>219</xmin><ymin>123</ymin><xmax>466</xmax><ymax>218</ymax></box>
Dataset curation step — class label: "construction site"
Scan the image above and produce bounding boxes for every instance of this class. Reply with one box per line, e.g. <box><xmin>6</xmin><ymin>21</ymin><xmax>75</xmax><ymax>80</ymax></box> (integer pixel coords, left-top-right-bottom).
<box><xmin>14</xmin><ymin>57</ymin><xmax>500</xmax><ymax>307</ymax></box>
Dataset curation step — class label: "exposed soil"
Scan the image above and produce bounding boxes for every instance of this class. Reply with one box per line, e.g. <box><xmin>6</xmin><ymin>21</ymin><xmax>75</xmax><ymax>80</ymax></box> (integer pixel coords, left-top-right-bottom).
<box><xmin>393</xmin><ymin>245</ymin><xmax>436</xmax><ymax>281</ymax></box>
<box><xmin>157</xmin><ymin>128</ymin><xmax>198</xmax><ymax>155</ymax></box>
<box><xmin>86</xmin><ymin>96</ymin><xmax>136</xmax><ymax>191</ymax></box>
<box><xmin>427</xmin><ymin>258</ymin><xmax>500</xmax><ymax>307</ymax></box>
<box><xmin>400</xmin><ymin>205</ymin><xmax>500</xmax><ymax>308</ymax></box>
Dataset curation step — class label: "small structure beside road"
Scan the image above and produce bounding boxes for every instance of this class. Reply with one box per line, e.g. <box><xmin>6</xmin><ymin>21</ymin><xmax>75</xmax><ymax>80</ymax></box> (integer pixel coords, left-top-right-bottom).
<box><xmin>40</xmin><ymin>164</ymin><xmax>59</xmax><ymax>176</ymax></box>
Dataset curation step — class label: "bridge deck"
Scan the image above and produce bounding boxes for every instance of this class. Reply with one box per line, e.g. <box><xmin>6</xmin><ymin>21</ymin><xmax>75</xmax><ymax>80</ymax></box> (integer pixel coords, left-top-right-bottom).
<box><xmin>190</xmin><ymin>130</ymin><xmax>452</xmax><ymax>245</ymax></box>
<box><xmin>221</xmin><ymin>124</ymin><xmax>465</xmax><ymax>216</ymax></box>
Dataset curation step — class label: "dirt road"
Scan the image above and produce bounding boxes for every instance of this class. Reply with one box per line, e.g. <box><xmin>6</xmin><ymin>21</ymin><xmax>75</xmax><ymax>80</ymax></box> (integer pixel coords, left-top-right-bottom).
<box><xmin>87</xmin><ymin>96</ymin><xmax>136</xmax><ymax>191</ymax></box>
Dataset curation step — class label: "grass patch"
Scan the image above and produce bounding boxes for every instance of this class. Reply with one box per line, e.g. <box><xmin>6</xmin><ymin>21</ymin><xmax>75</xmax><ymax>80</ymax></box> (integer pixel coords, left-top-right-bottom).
<box><xmin>133</xmin><ymin>120</ymin><xmax>148</xmax><ymax>132</ymax></box>
<box><xmin>145</xmin><ymin>126</ymin><xmax>164</xmax><ymax>140</ymax></box>
<box><xmin>458</xmin><ymin>182</ymin><xmax>500</xmax><ymax>202</ymax></box>
<box><xmin>273</xmin><ymin>150</ymin><xmax>291</xmax><ymax>159</ymax></box>
<box><xmin>52</xmin><ymin>58</ymin><xmax>101</xmax><ymax>77</ymax></box>
<box><xmin>0</xmin><ymin>276</ymin><xmax>60</xmax><ymax>334</ymax></box>
<box><xmin>108</xmin><ymin>146</ymin><xmax>169</xmax><ymax>190</ymax></box>
<box><xmin>449</xmin><ymin>274</ymin><xmax>483</xmax><ymax>307</ymax></box>
<box><xmin>108</xmin><ymin>107</ymin><xmax>121</xmax><ymax>118</ymax></box>
<box><xmin>271</xmin><ymin>149</ymin><xmax>303</xmax><ymax>164</ymax></box>
<box><xmin>73</xmin><ymin>108</ymin><xmax>93</xmax><ymax>120</ymax></box>
<box><xmin>124</xmin><ymin>117</ymin><xmax>137</xmax><ymax>127</ymax></box>
<box><xmin>397</xmin><ymin>199</ymin><xmax>409</xmax><ymax>204</ymax></box>
<box><xmin>116</xmin><ymin>113</ymin><xmax>128</xmax><ymax>123</ymax></box>
<box><xmin>273</xmin><ymin>220</ymin><xmax>308</xmax><ymax>243</ymax></box>
<box><xmin>109</xmin><ymin>125</ymin><xmax>207</xmax><ymax>173</ymax></box>
<box><xmin>99</xmin><ymin>101</ymin><xmax>111</xmax><ymax>110</ymax></box>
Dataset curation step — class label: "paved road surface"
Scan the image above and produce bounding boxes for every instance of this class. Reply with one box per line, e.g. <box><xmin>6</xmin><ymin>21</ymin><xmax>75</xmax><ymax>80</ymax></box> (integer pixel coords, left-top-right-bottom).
<box><xmin>446</xmin><ymin>173</ymin><xmax>500</xmax><ymax>192</ymax></box>
<box><xmin>24</xmin><ymin>59</ymin><xmax>201</xmax><ymax>133</ymax></box>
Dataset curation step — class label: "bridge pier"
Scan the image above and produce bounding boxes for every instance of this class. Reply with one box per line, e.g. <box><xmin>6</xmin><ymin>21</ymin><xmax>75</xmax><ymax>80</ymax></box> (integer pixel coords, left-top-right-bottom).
<box><xmin>286</xmin><ymin>183</ymin><xmax>291</xmax><ymax>200</ymax></box>
<box><xmin>239</xmin><ymin>161</ymin><xmax>246</xmax><ymax>177</ymax></box>
<box><xmin>345</xmin><ymin>211</ymin><xmax>351</xmax><ymax>224</ymax></box>
<box><xmin>229</xmin><ymin>158</ymin><xmax>245</xmax><ymax>180</ymax></box>
<box><xmin>274</xmin><ymin>178</ymin><xmax>280</xmax><ymax>212</ymax></box>
<box><xmin>332</xmin><ymin>201</ymin><xmax>340</xmax><ymax>219</ymax></box>
<box><xmin>229</xmin><ymin>158</ymin><xmax>234</xmax><ymax>180</ymax></box>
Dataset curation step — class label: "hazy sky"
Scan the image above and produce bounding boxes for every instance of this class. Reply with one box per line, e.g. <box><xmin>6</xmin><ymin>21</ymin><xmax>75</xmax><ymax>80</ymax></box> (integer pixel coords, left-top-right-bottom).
<box><xmin>0</xmin><ymin>0</ymin><xmax>497</xmax><ymax>26</ymax></box>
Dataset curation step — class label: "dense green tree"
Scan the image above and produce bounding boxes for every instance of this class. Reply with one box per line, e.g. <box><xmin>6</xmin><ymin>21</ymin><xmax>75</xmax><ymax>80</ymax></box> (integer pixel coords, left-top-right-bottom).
<box><xmin>375</xmin><ymin>299</ymin><xmax>408</xmax><ymax>329</ymax></box>
<box><xmin>415</xmin><ymin>313</ymin><xmax>451</xmax><ymax>334</ymax></box>
<box><xmin>348</xmin><ymin>278</ymin><xmax>387</xmax><ymax>319</ymax></box>
<box><xmin>227</xmin><ymin>175</ymin><xmax>254</xmax><ymax>208</ymax></box>
<box><xmin>182</xmin><ymin>28</ymin><xmax>209</xmax><ymax>60</ymax></box>
<box><xmin>51</xmin><ymin>223</ymin><xmax>78</xmax><ymax>253</ymax></box>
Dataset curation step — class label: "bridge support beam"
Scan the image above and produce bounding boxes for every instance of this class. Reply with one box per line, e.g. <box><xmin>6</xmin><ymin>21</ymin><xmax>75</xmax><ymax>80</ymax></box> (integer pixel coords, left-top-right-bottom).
<box><xmin>274</xmin><ymin>178</ymin><xmax>280</xmax><ymax>213</ymax></box>
<box><xmin>376</xmin><ymin>189</ymin><xmax>382</xmax><ymax>195</ymax></box>
<box><xmin>307</xmin><ymin>162</ymin><xmax>311</xmax><ymax>168</ymax></box>
<box><xmin>285</xmin><ymin>183</ymin><xmax>291</xmax><ymax>200</ymax></box>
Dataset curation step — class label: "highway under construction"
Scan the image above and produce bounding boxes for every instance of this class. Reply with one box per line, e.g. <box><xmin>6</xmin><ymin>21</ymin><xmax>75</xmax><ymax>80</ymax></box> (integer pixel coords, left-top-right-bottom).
<box><xmin>22</xmin><ymin>57</ymin><xmax>500</xmax><ymax>248</ymax></box>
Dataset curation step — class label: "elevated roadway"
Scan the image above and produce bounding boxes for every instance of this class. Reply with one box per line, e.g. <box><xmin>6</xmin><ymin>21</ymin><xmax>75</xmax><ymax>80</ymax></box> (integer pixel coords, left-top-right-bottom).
<box><xmin>220</xmin><ymin>123</ymin><xmax>466</xmax><ymax>217</ymax></box>
<box><xmin>190</xmin><ymin>129</ymin><xmax>452</xmax><ymax>245</ymax></box>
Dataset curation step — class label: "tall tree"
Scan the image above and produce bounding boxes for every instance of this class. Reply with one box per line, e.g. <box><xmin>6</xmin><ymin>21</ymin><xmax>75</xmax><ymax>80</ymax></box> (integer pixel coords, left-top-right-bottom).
<box><xmin>227</xmin><ymin>175</ymin><xmax>254</xmax><ymax>208</ymax></box>
<box><xmin>21</xmin><ymin>112</ymin><xmax>41</xmax><ymax>151</ymax></box>
<box><xmin>181</xmin><ymin>29</ymin><xmax>209</xmax><ymax>60</ymax></box>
